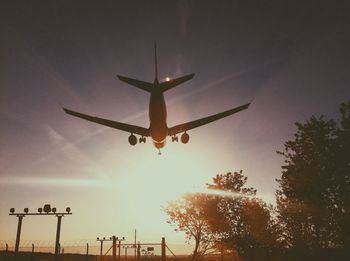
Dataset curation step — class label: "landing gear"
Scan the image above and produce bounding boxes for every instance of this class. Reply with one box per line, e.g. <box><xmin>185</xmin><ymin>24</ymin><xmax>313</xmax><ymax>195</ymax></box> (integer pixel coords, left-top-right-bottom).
<box><xmin>181</xmin><ymin>132</ymin><xmax>189</xmax><ymax>144</ymax></box>
<box><xmin>139</xmin><ymin>136</ymin><xmax>146</xmax><ymax>143</ymax></box>
<box><xmin>128</xmin><ymin>134</ymin><xmax>137</xmax><ymax>146</ymax></box>
<box><xmin>158</xmin><ymin>149</ymin><xmax>162</xmax><ymax>155</ymax></box>
<box><xmin>172</xmin><ymin>135</ymin><xmax>178</xmax><ymax>142</ymax></box>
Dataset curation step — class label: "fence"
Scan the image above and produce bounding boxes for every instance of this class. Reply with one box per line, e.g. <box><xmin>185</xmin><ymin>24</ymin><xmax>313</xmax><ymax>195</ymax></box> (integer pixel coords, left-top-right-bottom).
<box><xmin>0</xmin><ymin>239</ymin><xmax>196</xmax><ymax>261</ymax></box>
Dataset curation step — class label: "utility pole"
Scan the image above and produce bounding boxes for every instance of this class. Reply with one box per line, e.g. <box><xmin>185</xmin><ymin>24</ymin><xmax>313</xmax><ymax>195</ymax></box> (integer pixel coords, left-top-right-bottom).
<box><xmin>97</xmin><ymin>235</ymin><xmax>124</xmax><ymax>261</ymax></box>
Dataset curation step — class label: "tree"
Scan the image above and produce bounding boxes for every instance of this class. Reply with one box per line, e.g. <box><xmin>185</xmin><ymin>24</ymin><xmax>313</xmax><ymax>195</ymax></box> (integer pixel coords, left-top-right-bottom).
<box><xmin>276</xmin><ymin>102</ymin><xmax>350</xmax><ymax>255</ymax></box>
<box><xmin>165</xmin><ymin>171</ymin><xmax>280</xmax><ymax>261</ymax></box>
<box><xmin>164</xmin><ymin>193</ymin><xmax>217</xmax><ymax>261</ymax></box>
<box><xmin>206</xmin><ymin>171</ymin><xmax>280</xmax><ymax>259</ymax></box>
<box><xmin>334</xmin><ymin>102</ymin><xmax>350</xmax><ymax>248</ymax></box>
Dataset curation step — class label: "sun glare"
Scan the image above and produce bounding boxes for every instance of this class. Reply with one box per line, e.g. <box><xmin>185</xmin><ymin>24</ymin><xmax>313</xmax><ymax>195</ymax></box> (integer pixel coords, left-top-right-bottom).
<box><xmin>116</xmin><ymin>144</ymin><xmax>215</xmax><ymax>205</ymax></box>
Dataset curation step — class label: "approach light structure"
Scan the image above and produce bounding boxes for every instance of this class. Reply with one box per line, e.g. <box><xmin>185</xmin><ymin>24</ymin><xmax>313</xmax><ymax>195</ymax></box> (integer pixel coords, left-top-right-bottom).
<box><xmin>9</xmin><ymin>204</ymin><xmax>72</xmax><ymax>256</ymax></box>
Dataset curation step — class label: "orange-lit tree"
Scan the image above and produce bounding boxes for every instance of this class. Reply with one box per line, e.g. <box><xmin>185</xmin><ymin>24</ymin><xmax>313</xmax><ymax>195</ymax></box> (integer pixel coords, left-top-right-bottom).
<box><xmin>164</xmin><ymin>193</ymin><xmax>217</xmax><ymax>261</ymax></box>
<box><xmin>165</xmin><ymin>171</ymin><xmax>280</xmax><ymax>260</ymax></box>
<box><xmin>205</xmin><ymin>171</ymin><xmax>280</xmax><ymax>259</ymax></box>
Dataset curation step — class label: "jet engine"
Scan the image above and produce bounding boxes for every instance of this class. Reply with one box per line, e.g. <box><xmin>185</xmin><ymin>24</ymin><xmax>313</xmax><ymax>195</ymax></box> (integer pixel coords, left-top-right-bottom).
<box><xmin>181</xmin><ymin>132</ymin><xmax>189</xmax><ymax>144</ymax></box>
<box><xmin>128</xmin><ymin>134</ymin><xmax>137</xmax><ymax>146</ymax></box>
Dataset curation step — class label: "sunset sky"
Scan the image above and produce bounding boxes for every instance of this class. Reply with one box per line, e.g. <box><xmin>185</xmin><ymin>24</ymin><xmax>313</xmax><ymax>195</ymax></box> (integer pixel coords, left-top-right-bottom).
<box><xmin>1</xmin><ymin>0</ymin><xmax>349</xmax><ymax>252</ymax></box>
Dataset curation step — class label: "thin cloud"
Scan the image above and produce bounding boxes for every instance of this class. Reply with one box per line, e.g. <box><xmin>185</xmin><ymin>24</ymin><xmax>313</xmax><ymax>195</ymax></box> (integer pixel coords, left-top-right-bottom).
<box><xmin>0</xmin><ymin>176</ymin><xmax>107</xmax><ymax>187</ymax></box>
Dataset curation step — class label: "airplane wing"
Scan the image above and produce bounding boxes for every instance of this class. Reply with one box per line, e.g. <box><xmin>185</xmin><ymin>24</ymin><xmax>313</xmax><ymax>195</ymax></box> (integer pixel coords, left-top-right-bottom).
<box><xmin>63</xmin><ymin>108</ymin><xmax>150</xmax><ymax>137</ymax></box>
<box><xmin>168</xmin><ymin>103</ymin><xmax>250</xmax><ymax>136</ymax></box>
<box><xmin>117</xmin><ymin>75</ymin><xmax>153</xmax><ymax>92</ymax></box>
<box><xmin>159</xmin><ymin>74</ymin><xmax>195</xmax><ymax>92</ymax></box>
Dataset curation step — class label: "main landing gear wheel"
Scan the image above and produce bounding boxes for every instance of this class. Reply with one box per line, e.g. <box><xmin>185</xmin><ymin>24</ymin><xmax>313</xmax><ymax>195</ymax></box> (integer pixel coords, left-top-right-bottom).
<box><xmin>181</xmin><ymin>132</ymin><xmax>189</xmax><ymax>144</ymax></box>
<box><xmin>128</xmin><ymin>134</ymin><xmax>137</xmax><ymax>146</ymax></box>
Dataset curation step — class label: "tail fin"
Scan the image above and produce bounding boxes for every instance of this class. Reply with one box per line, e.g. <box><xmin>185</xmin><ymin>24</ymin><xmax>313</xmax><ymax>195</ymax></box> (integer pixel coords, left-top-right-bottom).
<box><xmin>117</xmin><ymin>43</ymin><xmax>194</xmax><ymax>93</ymax></box>
<box><xmin>117</xmin><ymin>75</ymin><xmax>153</xmax><ymax>92</ymax></box>
<box><xmin>154</xmin><ymin>42</ymin><xmax>158</xmax><ymax>82</ymax></box>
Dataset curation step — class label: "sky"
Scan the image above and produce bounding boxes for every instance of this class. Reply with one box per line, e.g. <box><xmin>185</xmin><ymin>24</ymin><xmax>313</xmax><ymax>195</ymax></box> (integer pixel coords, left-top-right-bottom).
<box><xmin>1</xmin><ymin>0</ymin><xmax>350</xmax><ymax>254</ymax></box>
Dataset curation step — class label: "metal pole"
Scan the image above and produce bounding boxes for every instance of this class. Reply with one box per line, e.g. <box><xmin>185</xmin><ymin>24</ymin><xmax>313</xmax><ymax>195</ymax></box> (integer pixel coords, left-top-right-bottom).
<box><xmin>125</xmin><ymin>247</ymin><xmax>128</xmax><ymax>261</ymax></box>
<box><xmin>137</xmin><ymin>243</ymin><xmax>140</xmax><ymax>261</ymax></box>
<box><xmin>54</xmin><ymin>215</ymin><xmax>62</xmax><ymax>257</ymax></box>
<box><xmin>31</xmin><ymin>243</ymin><xmax>35</xmax><ymax>261</ymax></box>
<box><xmin>86</xmin><ymin>243</ymin><xmax>89</xmax><ymax>261</ymax></box>
<box><xmin>100</xmin><ymin>240</ymin><xmax>103</xmax><ymax>258</ymax></box>
<box><xmin>15</xmin><ymin>215</ymin><xmax>24</xmax><ymax>254</ymax></box>
<box><xmin>134</xmin><ymin>230</ymin><xmax>136</xmax><ymax>260</ymax></box>
<box><xmin>118</xmin><ymin>240</ymin><xmax>121</xmax><ymax>261</ymax></box>
<box><xmin>5</xmin><ymin>243</ymin><xmax>8</xmax><ymax>260</ymax></box>
<box><xmin>112</xmin><ymin>236</ymin><xmax>117</xmax><ymax>261</ymax></box>
<box><xmin>161</xmin><ymin>237</ymin><xmax>166</xmax><ymax>261</ymax></box>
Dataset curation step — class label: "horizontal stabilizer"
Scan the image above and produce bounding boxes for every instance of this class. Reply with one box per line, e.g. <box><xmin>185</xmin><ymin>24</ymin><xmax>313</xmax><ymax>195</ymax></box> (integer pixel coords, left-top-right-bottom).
<box><xmin>168</xmin><ymin>103</ymin><xmax>250</xmax><ymax>136</ymax></box>
<box><xmin>159</xmin><ymin>74</ymin><xmax>195</xmax><ymax>92</ymax></box>
<box><xmin>117</xmin><ymin>75</ymin><xmax>153</xmax><ymax>92</ymax></box>
<box><xmin>63</xmin><ymin>108</ymin><xmax>150</xmax><ymax>137</ymax></box>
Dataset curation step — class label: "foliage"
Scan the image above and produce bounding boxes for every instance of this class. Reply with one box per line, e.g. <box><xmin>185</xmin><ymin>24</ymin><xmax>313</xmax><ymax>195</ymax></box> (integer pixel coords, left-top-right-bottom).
<box><xmin>276</xmin><ymin>101</ymin><xmax>350</xmax><ymax>252</ymax></box>
<box><xmin>206</xmin><ymin>171</ymin><xmax>280</xmax><ymax>259</ymax></box>
<box><xmin>165</xmin><ymin>171</ymin><xmax>279</xmax><ymax>260</ymax></box>
<box><xmin>164</xmin><ymin>193</ymin><xmax>217</xmax><ymax>261</ymax></box>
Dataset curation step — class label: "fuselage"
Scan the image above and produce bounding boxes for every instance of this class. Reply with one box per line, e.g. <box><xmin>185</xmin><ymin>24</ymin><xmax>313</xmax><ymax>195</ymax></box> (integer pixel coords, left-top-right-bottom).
<box><xmin>149</xmin><ymin>82</ymin><xmax>168</xmax><ymax>149</ymax></box>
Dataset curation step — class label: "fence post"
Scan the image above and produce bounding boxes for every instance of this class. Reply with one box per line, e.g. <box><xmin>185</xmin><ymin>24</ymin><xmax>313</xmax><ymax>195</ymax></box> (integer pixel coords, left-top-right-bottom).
<box><xmin>86</xmin><ymin>243</ymin><xmax>89</xmax><ymax>261</ymax></box>
<box><xmin>31</xmin><ymin>243</ymin><xmax>35</xmax><ymax>261</ymax></box>
<box><xmin>5</xmin><ymin>243</ymin><xmax>8</xmax><ymax>261</ymax></box>
<box><xmin>161</xmin><ymin>237</ymin><xmax>166</xmax><ymax>261</ymax></box>
<box><xmin>137</xmin><ymin>243</ymin><xmax>140</xmax><ymax>261</ymax></box>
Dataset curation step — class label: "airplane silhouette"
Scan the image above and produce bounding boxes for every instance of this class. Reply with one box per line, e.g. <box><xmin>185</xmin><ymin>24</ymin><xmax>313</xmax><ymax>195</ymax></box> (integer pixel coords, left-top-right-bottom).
<box><xmin>63</xmin><ymin>44</ymin><xmax>250</xmax><ymax>154</ymax></box>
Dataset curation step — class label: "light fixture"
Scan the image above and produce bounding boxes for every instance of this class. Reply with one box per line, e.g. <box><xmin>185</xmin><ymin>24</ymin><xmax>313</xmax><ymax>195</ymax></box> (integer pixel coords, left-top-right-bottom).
<box><xmin>43</xmin><ymin>204</ymin><xmax>51</xmax><ymax>213</ymax></box>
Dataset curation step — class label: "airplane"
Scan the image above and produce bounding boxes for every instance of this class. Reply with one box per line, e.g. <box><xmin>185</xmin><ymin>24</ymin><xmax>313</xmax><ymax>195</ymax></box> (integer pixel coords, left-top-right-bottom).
<box><xmin>63</xmin><ymin>44</ymin><xmax>250</xmax><ymax>154</ymax></box>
